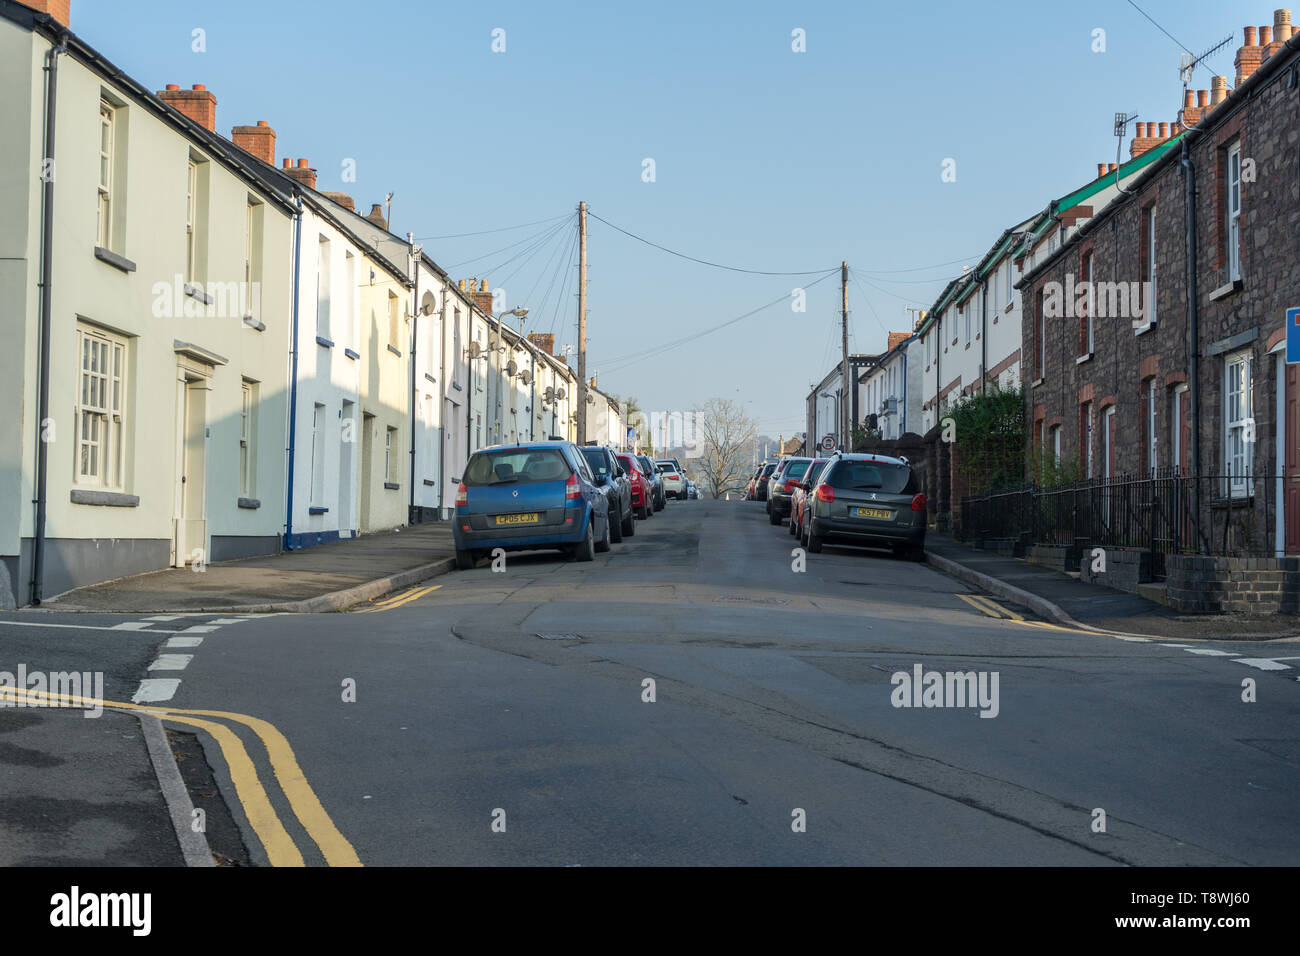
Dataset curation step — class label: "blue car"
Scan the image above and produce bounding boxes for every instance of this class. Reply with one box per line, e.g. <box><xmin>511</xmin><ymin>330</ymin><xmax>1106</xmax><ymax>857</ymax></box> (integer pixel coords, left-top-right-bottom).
<box><xmin>452</xmin><ymin>441</ymin><xmax>612</xmax><ymax>569</ymax></box>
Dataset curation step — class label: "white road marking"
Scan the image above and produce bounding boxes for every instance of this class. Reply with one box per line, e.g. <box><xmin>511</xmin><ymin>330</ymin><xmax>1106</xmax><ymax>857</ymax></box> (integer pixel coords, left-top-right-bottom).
<box><xmin>1113</xmin><ymin>636</ymin><xmax>1149</xmax><ymax>642</ymax></box>
<box><xmin>110</xmin><ymin>622</ymin><xmax>157</xmax><ymax>631</ymax></box>
<box><xmin>208</xmin><ymin>618</ymin><xmax>248</xmax><ymax>624</ymax></box>
<box><xmin>144</xmin><ymin>615</ymin><xmax>184</xmax><ymax>621</ymax></box>
<box><xmin>1183</xmin><ymin>648</ymin><xmax>1234</xmax><ymax>656</ymax></box>
<box><xmin>165</xmin><ymin>636</ymin><xmax>204</xmax><ymax>648</ymax></box>
<box><xmin>132</xmin><ymin>679</ymin><xmax>181</xmax><ymax>703</ymax></box>
<box><xmin>148</xmin><ymin>654</ymin><xmax>194</xmax><ymax>671</ymax></box>
<box><xmin>177</xmin><ymin>625</ymin><xmax>220</xmax><ymax>634</ymax></box>
<box><xmin>1159</xmin><ymin>643</ymin><xmax>1194</xmax><ymax>648</ymax></box>
<box><xmin>1233</xmin><ymin>658</ymin><xmax>1292</xmax><ymax>671</ymax></box>
<box><xmin>0</xmin><ymin>620</ymin><xmax>180</xmax><ymax>633</ymax></box>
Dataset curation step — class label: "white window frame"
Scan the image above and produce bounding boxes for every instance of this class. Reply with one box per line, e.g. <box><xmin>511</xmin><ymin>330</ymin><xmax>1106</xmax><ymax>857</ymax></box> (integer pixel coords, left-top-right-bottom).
<box><xmin>1224</xmin><ymin>349</ymin><xmax>1253</xmax><ymax>496</ymax></box>
<box><xmin>1051</xmin><ymin>424</ymin><xmax>1062</xmax><ymax>467</ymax></box>
<box><xmin>1102</xmin><ymin>406</ymin><xmax>1116</xmax><ymax>479</ymax></box>
<box><xmin>1171</xmin><ymin>383</ymin><xmax>1189</xmax><ymax>474</ymax></box>
<box><xmin>317</xmin><ymin>236</ymin><xmax>331</xmax><ymax>340</ymax></box>
<box><xmin>98</xmin><ymin>101</ymin><xmax>114</xmax><ymax>248</ymax></box>
<box><xmin>310</xmin><ymin>403</ymin><xmax>325</xmax><ymax>505</ymax></box>
<box><xmin>1145</xmin><ymin>204</ymin><xmax>1157</xmax><ymax>328</ymax></box>
<box><xmin>384</xmin><ymin>426</ymin><xmax>393</xmax><ymax>482</ymax></box>
<box><xmin>1227</xmin><ymin>142</ymin><xmax>1242</xmax><ymax>282</ymax></box>
<box><xmin>1083</xmin><ymin>402</ymin><xmax>1095</xmax><ymax>479</ymax></box>
<box><xmin>75</xmin><ymin>325</ymin><xmax>128</xmax><ymax>490</ymax></box>
<box><xmin>389</xmin><ymin>292</ymin><xmax>400</xmax><ymax>349</ymax></box>
<box><xmin>1083</xmin><ymin>251</ymin><xmax>1094</xmax><ymax>354</ymax></box>
<box><xmin>1146</xmin><ymin>379</ymin><xmax>1157</xmax><ymax>474</ymax></box>
<box><xmin>186</xmin><ymin>160</ymin><xmax>197</xmax><ymax>283</ymax></box>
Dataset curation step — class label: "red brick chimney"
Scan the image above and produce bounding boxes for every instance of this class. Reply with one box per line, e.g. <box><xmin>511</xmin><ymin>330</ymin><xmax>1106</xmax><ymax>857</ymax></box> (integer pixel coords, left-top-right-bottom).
<box><xmin>23</xmin><ymin>1</ymin><xmax>70</xmax><ymax>25</ymax></box>
<box><xmin>887</xmin><ymin>331</ymin><xmax>909</xmax><ymax>351</ymax></box>
<box><xmin>157</xmin><ymin>84</ymin><xmax>217</xmax><ymax>131</ymax></box>
<box><xmin>461</xmin><ymin>279</ymin><xmax>493</xmax><ymax>315</ymax></box>
<box><xmin>283</xmin><ymin>158</ymin><xmax>317</xmax><ymax>191</ymax></box>
<box><xmin>1235</xmin><ymin>25</ymin><xmax>1264</xmax><ymax>85</ymax></box>
<box><xmin>232</xmin><ymin>120</ymin><xmax>275</xmax><ymax>166</ymax></box>
<box><xmin>363</xmin><ymin>202</ymin><xmax>387</xmax><ymax>229</ymax></box>
<box><xmin>528</xmin><ymin>332</ymin><xmax>556</xmax><ymax>356</ymax></box>
<box><xmin>322</xmin><ymin>192</ymin><xmax>356</xmax><ymax>212</ymax></box>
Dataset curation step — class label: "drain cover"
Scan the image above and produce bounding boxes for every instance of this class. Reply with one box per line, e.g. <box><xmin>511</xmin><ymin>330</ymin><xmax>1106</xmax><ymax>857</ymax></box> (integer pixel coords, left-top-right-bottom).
<box><xmin>536</xmin><ymin>632</ymin><xmax>582</xmax><ymax>641</ymax></box>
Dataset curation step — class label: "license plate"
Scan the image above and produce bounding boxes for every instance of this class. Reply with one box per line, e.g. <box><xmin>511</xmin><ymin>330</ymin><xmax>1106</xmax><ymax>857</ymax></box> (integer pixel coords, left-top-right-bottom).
<box><xmin>852</xmin><ymin>507</ymin><xmax>892</xmax><ymax>520</ymax></box>
<box><xmin>494</xmin><ymin>512</ymin><xmax>540</xmax><ymax>526</ymax></box>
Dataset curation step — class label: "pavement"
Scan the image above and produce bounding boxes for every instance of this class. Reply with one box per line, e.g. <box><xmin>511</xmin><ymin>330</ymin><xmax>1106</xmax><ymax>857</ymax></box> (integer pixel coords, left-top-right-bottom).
<box><xmin>39</xmin><ymin>523</ymin><xmax>458</xmax><ymax>614</ymax></box>
<box><xmin>923</xmin><ymin>532</ymin><xmax>1300</xmax><ymax>640</ymax></box>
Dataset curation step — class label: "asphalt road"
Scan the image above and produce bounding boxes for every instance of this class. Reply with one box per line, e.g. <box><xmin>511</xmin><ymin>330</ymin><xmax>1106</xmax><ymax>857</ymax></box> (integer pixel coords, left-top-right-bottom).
<box><xmin>3</xmin><ymin>498</ymin><xmax>1299</xmax><ymax>866</ymax></box>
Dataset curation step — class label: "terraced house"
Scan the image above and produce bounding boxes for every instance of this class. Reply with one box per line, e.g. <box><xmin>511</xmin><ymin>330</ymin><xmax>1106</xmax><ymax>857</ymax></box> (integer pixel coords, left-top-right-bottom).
<box><xmin>0</xmin><ymin>0</ymin><xmax>297</xmax><ymax>606</ymax></box>
<box><xmin>1016</xmin><ymin>10</ymin><xmax>1300</xmax><ymax>611</ymax></box>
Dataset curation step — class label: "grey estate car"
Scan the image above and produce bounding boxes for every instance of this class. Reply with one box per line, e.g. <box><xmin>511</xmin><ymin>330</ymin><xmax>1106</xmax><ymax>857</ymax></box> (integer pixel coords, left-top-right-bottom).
<box><xmin>799</xmin><ymin>453</ymin><xmax>926</xmax><ymax>560</ymax></box>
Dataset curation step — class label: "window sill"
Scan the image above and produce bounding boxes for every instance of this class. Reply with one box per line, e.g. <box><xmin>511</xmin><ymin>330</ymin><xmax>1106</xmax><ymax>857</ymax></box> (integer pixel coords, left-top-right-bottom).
<box><xmin>425</xmin><ymin>372</ymin><xmax>437</xmax><ymax>384</ymax></box>
<box><xmin>423</xmin><ymin>479</ymin><xmax>436</xmax><ymax>486</ymax></box>
<box><xmin>1031</xmin><ymin>377</ymin><xmax>1044</xmax><ymax>389</ymax></box>
<box><xmin>452</xmin><ymin>382</ymin><xmax>463</xmax><ymax>391</ymax></box>
<box><xmin>964</xmin><ymin>343</ymin><xmax>971</xmax><ymax>351</ymax></box>
<box><xmin>308</xmin><ymin>506</ymin><xmax>329</xmax><ymax>515</ymax></box>
<box><xmin>344</xmin><ymin>348</ymin><xmax>360</xmax><ymax>360</ymax></box>
<box><xmin>238</xmin><ymin>497</ymin><xmax>260</xmax><ymax>509</ymax></box>
<box><xmin>1209</xmin><ymin>278</ymin><xmax>1243</xmax><ymax>302</ymax></box>
<box><xmin>1210</xmin><ymin>494</ymin><xmax>1255</xmax><ymax>510</ymax></box>
<box><xmin>94</xmin><ymin>246</ymin><xmax>136</xmax><ymax>273</ymax></box>
<box><xmin>316</xmin><ymin>335</ymin><xmax>334</xmax><ymax>348</ymax></box>
<box><xmin>185</xmin><ymin>283</ymin><xmax>214</xmax><ymax>306</ymax></box>
<box><xmin>243</xmin><ymin>315</ymin><xmax>265</xmax><ymax>332</ymax></box>
<box><xmin>1004</xmin><ymin>301</ymin><xmax>1014</xmax><ymax>314</ymax></box>
<box><xmin>70</xmin><ymin>489</ymin><xmax>138</xmax><ymax>507</ymax></box>
<box><xmin>1133</xmin><ymin>321</ymin><xmax>1157</xmax><ymax>336</ymax></box>
<box><xmin>387</xmin><ymin>345</ymin><xmax>402</xmax><ymax>357</ymax></box>
<box><xmin>1075</xmin><ymin>352</ymin><xmax>1094</xmax><ymax>365</ymax></box>
<box><xmin>384</xmin><ymin>481</ymin><xmax>400</xmax><ymax>491</ymax></box>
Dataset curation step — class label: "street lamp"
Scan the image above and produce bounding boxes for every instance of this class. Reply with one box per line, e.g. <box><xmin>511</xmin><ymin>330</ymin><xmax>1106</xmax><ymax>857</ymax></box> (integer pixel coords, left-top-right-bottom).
<box><xmin>819</xmin><ymin>391</ymin><xmax>838</xmax><ymax>448</ymax></box>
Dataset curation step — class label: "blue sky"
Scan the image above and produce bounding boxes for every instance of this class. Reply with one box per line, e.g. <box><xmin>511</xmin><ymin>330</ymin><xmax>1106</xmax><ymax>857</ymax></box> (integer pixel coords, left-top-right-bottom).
<box><xmin>78</xmin><ymin>0</ymin><xmax>1248</xmax><ymax>439</ymax></box>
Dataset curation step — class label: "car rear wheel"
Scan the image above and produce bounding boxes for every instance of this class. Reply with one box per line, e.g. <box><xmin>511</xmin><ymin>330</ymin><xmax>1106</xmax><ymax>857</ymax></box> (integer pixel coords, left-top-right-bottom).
<box><xmin>636</xmin><ymin>503</ymin><xmax>648</xmax><ymax>519</ymax></box>
<box><xmin>788</xmin><ymin>512</ymin><xmax>798</xmax><ymax>535</ymax></box>
<box><xmin>455</xmin><ymin>549</ymin><xmax>476</xmax><ymax>570</ymax></box>
<box><xmin>609</xmin><ymin>504</ymin><xmax>624</xmax><ymax>543</ymax></box>
<box><xmin>595</xmin><ymin>513</ymin><xmax>612</xmax><ymax>553</ymax></box>
<box><xmin>574</xmin><ymin>520</ymin><xmax>596</xmax><ymax>562</ymax></box>
<box><xmin>768</xmin><ymin>507</ymin><xmax>782</xmax><ymax>525</ymax></box>
<box><xmin>806</xmin><ymin>522</ymin><xmax>824</xmax><ymax>554</ymax></box>
<box><xmin>622</xmin><ymin>506</ymin><xmax>635</xmax><ymax>536</ymax></box>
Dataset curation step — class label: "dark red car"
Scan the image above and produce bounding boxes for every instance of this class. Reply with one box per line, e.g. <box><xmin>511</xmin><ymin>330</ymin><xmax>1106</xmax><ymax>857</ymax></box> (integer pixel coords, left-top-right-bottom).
<box><xmin>617</xmin><ymin>453</ymin><xmax>655</xmax><ymax>520</ymax></box>
<box><xmin>789</xmin><ymin>458</ymin><xmax>829</xmax><ymax>539</ymax></box>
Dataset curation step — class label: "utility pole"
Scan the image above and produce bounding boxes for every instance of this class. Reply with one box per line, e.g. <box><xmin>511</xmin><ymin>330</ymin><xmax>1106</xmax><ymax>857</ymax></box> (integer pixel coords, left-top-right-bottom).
<box><xmin>840</xmin><ymin>261</ymin><xmax>850</xmax><ymax>449</ymax></box>
<box><xmin>577</xmin><ymin>201</ymin><xmax>588</xmax><ymax>445</ymax></box>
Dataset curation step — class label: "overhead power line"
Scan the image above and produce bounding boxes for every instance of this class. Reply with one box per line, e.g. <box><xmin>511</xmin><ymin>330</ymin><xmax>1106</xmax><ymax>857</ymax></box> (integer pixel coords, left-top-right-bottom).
<box><xmin>588</xmin><ymin>211</ymin><xmax>836</xmax><ymax>276</ymax></box>
<box><xmin>415</xmin><ymin>214</ymin><xmax>569</xmax><ymax>242</ymax></box>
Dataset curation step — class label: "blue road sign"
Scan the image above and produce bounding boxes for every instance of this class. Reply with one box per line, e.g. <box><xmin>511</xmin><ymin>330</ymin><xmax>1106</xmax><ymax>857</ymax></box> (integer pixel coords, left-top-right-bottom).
<box><xmin>1288</xmin><ymin>308</ymin><xmax>1300</xmax><ymax>364</ymax></box>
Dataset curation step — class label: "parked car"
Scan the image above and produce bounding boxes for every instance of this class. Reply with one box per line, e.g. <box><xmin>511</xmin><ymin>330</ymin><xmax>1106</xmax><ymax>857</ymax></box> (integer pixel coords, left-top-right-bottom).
<box><xmin>453</xmin><ymin>441</ymin><xmax>612</xmax><ymax>569</ymax></box>
<box><xmin>743</xmin><ymin>464</ymin><xmax>765</xmax><ymax>500</ymax></box>
<box><xmin>580</xmin><ymin>444</ymin><xmax>635</xmax><ymax>541</ymax></box>
<box><xmin>766</xmin><ymin>457</ymin><xmax>814</xmax><ymax>524</ymax></box>
<box><xmin>686</xmin><ymin>480</ymin><xmax>700</xmax><ymax>500</ymax></box>
<box><xmin>655</xmin><ymin>460</ymin><xmax>687</xmax><ymax>499</ymax></box>
<box><xmin>637</xmin><ymin>454</ymin><xmax>666</xmax><ymax>511</ymax></box>
<box><xmin>617</xmin><ymin>453</ymin><xmax>655</xmax><ymax>519</ymax></box>
<box><xmin>752</xmin><ymin>462</ymin><xmax>778</xmax><ymax>501</ymax></box>
<box><xmin>799</xmin><ymin>453</ymin><xmax>926</xmax><ymax>560</ymax></box>
<box><xmin>789</xmin><ymin>458</ymin><xmax>829</xmax><ymax>538</ymax></box>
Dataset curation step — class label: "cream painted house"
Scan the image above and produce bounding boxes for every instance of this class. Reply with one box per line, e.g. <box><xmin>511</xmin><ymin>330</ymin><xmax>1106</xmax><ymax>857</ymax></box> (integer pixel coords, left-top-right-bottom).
<box><xmin>0</xmin><ymin>1</ymin><xmax>295</xmax><ymax>606</ymax></box>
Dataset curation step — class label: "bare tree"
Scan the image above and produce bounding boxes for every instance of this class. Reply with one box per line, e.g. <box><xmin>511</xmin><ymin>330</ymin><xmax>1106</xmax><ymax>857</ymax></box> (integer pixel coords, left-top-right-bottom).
<box><xmin>693</xmin><ymin>398</ymin><xmax>758</xmax><ymax>498</ymax></box>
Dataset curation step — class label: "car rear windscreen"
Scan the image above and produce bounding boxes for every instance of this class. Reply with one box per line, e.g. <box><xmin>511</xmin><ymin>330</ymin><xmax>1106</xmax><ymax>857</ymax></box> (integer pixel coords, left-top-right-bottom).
<box><xmin>784</xmin><ymin>460</ymin><xmax>811</xmax><ymax>479</ymax></box>
<box><xmin>580</xmin><ymin>447</ymin><xmax>612</xmax><ymax>476</ymax></box>
<box><xmin>826</xmin><ymin>460</ymin><xmax>918</xmax><ymax>494</ymax></box>
<box><xmin>464</xmin><ymin>448</ymin><xmax>572</xmax><ymax>486</ymax></box>
<box><xmin>761</xmin><ymin>464</ymin><xmax>777</xmax><ymax>477</ymax></box>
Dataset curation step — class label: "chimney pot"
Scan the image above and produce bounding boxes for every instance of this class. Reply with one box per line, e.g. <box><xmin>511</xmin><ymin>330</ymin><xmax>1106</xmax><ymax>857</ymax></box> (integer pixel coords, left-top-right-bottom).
<box><xmin>192</xmin><ymin>83</ymin><xmax>206</xmax><ymax>91</ymax></box>
<box><xmin>1260</xmin><ymin>25</ymin><xmax>1272</xmax><ymax>44</ymax></box>
<box><xmin>297</xmin><ymin>158</ymin><xmax>308</xmax><ymax>168</ymax></box>
<box><xmin>166</xmin><ymin>83</ymin><xmax>180</xmax><ymax>91</ymax></box>
<box><xmin>1197</xmin><ymin>90</ymin><xmax>1208</xmax><ymax>107</ymax></box>
<box><xmin>1245</xmin><ymin>25</ymin><xmax>1258</xmax><ymax>45</ymax></box>
<box><xmin>1277</xmin><ymin>9</ymin><xmax>1293</xmax><ymax>41</ymax></box>
<box><xmin>1109</xmin><ymin>163</ymin><xmax>1118</xmax><ymax>173</ymax></box>
<box><xmin>1158</xmin><ymin>122</ymin><xmax>1169</xmax><ymax>138</ymax></box>
<box><xmin>480</xmin><ymin>280</ymin><xmax>488</xmax><ymax>292</ymax></box>
<box><xmin>1097</xmin><ymin>163</ymin><xmax>1107</xmax><ymax>178</ymax></box>
<box><xmin>257</xmin><ymin>120</ymin><xmax>269</xmax><ymax>127</ymax></box>
<box><xmin>459</xmin><ymin>280</ymin><xmax>467</xmax><ymax>292</ymax></box>
<box><xmin>157</xmin><ymin>83</ymin><xmax>218</xmax><ymax>132</ymax></box>
<box><xmin>1184</xmin><ymin>89</ymin><xmax>1195</xmax><ymax>109</ymax></box>
<box><xmin>283</xmin><ymin>158</ymin><xmax>292</xmax><ymax>168</ymax></box>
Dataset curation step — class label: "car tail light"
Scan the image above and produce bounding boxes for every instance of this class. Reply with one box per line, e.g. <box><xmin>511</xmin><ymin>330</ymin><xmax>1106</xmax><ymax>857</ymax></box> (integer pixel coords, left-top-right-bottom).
<box><xmin>783</xmin><ymin>479</ymin><xmax>797</xmax><ymax>493</ymax></box>
<box><xmin>911</xmin><ymin>493</ymin><xmax>927</xmax><ymax>512</ymax></box>
<box><xmin>565</xmin><ymin>472</ymin><xmax>581</xmax><ymax>500</ymax></box>
<box><xmin>815</xmin><ymin>483</ymin><xmax>834</xmax><ymax>503</ymax></box>
<box><xmin>456</xmin><ymin>481</ymin><xmax>467</xmax><ymax>508</ymax></box>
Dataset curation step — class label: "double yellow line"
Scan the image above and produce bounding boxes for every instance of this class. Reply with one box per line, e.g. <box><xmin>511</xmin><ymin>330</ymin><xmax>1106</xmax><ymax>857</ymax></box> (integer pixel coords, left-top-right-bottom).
<box><xmin>354</xmin><ymin>584</ymin><xmax>441</xmax><ymax>613</ymax></box>
<box><xmin>0</xmin><ymin>685</ymin><xmax>360</xmax><ymax>867</ymax></box>
<box><xmin>957</xmin><ymin>592</ymin><xmax>1025</xmax><ymax>621</ymax></box>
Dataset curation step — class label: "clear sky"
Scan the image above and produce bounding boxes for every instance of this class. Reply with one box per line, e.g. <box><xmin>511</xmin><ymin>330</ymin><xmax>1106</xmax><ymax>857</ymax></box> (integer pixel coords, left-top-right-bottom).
<box><xmin>77</xmin><ymin>0</ymin><xmax>1250</xmax><ymax>439</ymax></box>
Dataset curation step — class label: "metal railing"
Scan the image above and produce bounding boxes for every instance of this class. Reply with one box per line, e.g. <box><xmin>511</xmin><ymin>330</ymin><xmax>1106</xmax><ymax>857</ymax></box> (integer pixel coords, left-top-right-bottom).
<box><xmin>959</xmin><ymin>469</ymin><xmax>1280</xmax><ymax>577</ymax></box>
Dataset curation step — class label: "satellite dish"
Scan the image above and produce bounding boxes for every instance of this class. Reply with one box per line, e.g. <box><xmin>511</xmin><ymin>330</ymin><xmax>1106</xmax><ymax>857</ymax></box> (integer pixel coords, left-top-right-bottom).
<box><xmin>556</xmin><ymin>386</ymin><xmax>566</xmax><ymax>401</ymax></box>
<box><xmin>586</xmin><ymin>394</ymin><xmax>594</xmax><ymax>404</ymax></box>
<box><xmin>468</xmin><ymin>341</ymin><xmax>481</xmax><ymax>359</ymax></box>
<box><xmin>506</xmin><ymin>359</ymin><xmax>518</xmax><ymax>377</ymax></box>
<box><xmin>544</xmin><ymin>386</ymin><xmax>555</xmax><ymax>403</ymax></box>
<box><xmin>519</xmin><ymin>369</ymin><xmax>532</xmax><ymax>385</ymax></box>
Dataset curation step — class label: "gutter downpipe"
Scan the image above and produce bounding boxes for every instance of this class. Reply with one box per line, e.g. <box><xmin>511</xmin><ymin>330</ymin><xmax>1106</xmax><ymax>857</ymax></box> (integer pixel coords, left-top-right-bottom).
<box><xmin>31</xmin><ymin>30</ymin><xmax>68</xmax><ymax>606</ymax></box>
<box><xmin>284</xmin><ymin>192</ymin><xmax>304</xmax><ymax>550</ymax></box>
<box><xmin>437</xmin><ymin>280</ymin><xmax>447</xmax><ymax>517</ymax></box>
<box><xmin>408</xmin><ymin>235</ymin><xmax>418</xmax><ymax>524</ymax></box>
<box><xmin>1179</xmin><ymin>137</ymin><xmax>1201</xmax><ymax>550</ymax></box>
<box><xmin>981</xmin><ymin>281</ymin><xmax>988</xmax><ymax>395</ymax></box>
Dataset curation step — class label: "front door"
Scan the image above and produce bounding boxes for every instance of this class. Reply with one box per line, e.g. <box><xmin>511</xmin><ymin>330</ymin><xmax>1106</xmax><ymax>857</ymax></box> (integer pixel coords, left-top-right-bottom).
<box><xmin>1286</xmin><ymin>364</ymin><xmax>1300</xmax><ymax>552</ymax></box>
<box><xmin>173</xmin><ymin>375</ymin><xmax>208</xmax><ymax>566</ymax></box>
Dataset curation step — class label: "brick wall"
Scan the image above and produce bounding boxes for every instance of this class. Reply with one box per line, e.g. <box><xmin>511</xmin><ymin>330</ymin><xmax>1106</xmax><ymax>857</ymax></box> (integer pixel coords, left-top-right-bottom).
<box><xmin>1167</xmin><ymin>555</ymin><xmax>1300</xmax><ymax>613</ymax></box>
